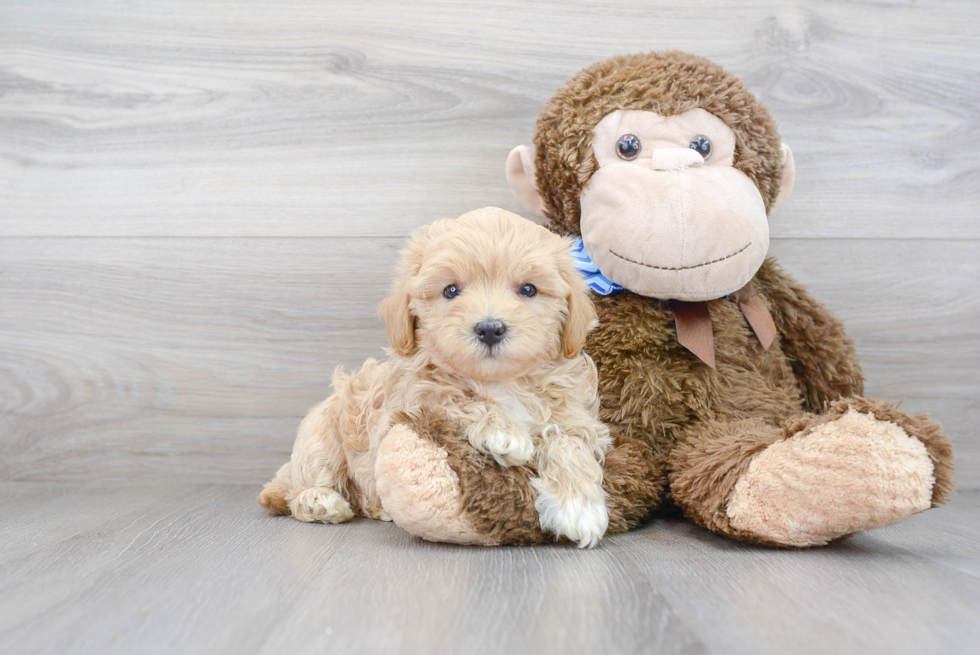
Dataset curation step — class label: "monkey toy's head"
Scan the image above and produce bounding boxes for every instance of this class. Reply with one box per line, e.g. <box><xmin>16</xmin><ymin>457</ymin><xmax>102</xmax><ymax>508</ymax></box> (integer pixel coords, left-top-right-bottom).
<box><xmin>506</xmin><ymin>51</ymin><xmax>795</xmax><ymax>302</ymax></box>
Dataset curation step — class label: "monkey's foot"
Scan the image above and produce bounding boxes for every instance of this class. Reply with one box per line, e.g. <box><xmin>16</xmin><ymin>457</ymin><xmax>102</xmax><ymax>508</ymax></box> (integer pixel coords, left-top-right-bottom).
<box><xmin>726</xmin><ymin>408</ymin><xmax>939</xmax><ymax>547</ymax></box>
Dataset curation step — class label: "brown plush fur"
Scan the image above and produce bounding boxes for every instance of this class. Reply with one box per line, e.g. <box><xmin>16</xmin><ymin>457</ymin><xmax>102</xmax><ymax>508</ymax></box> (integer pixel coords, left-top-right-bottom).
<box><xmin>598</xmin><ymin>434</ymin><xmax>667</xmax><ymax>534</ymax></box>
<box><xmin>442</xmin><ymin>252</ymin><xmax>953</xmax><ymax>547</ymax></box>
<box><xmin>533</xmin><ymin>51</ymin><xmax>785</xmax><ymax>236</ymax></box>
<box><xmin>402</xmin><ymin>405</ymin><xmax>663</xmax><ymax>545</ymax></box>
<box><xmin>753</xmin><ymin>260</ymin><xmax>865</xmax><ymax>411</ymax></box>
<box><xmin>425</xmin><ymin>51</ymin><xmax>953</xmax><ymax>548</ymax></box>
<box><xmin>584</xmin><ymin>257</ymin><xmax>873</xmax><ymax>543</ymax></box>
<box><xmin>668</xmin><ymin>417</ymin><xmax>786</xmax><ymax>546</ymax></box>
<box><xmin>587</xmin><ymin>259</ymin><xmax>808</xmax><ymax>458</ymax></box>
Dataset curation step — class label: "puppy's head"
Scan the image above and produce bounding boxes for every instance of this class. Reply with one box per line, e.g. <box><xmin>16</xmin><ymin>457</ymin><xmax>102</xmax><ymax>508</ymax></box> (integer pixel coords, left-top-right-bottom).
<box><xmin>380</xmin><ymin>207</ymin><xmax>597</xmax><ymax>381</ymax></box>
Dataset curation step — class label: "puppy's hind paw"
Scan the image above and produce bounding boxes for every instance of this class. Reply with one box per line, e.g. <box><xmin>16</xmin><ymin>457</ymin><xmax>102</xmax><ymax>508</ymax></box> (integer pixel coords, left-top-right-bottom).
<box><xmin>290</xmin><ymin>487</ymin><xmax>354</xmax><ymax>524</ymax></box>
<box><xmin>481</xmin><ymin>431</ymin><xmax>535</xmax><ymax>467</ymax></box>
<box><xmin>531</xmin><ymin>480</ymin><xmax>609</xmax><ymax>549</ymax></box>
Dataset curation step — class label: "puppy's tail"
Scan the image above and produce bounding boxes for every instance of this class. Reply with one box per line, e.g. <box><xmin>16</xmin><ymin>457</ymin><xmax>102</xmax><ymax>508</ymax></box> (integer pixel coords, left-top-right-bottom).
<box><xmin>257</xmin><ymin>463</ymin><xmax>292</xmax><ymax>516</ymax></box>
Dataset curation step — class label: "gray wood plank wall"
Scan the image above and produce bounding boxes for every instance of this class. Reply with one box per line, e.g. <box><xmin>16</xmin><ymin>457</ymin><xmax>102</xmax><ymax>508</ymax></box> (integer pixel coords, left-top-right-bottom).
<box><xmin>1</xmin><ymin>0</ymin><xmax>978</xmax><ymax>488</ymax></box>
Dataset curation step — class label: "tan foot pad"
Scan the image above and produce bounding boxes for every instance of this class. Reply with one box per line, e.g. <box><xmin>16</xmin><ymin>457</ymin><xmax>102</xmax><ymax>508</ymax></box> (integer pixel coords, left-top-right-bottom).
<box><xmin>726</xmin><ymin>409</ymin><xmax>935</xmax><ymax>547</ymax></box>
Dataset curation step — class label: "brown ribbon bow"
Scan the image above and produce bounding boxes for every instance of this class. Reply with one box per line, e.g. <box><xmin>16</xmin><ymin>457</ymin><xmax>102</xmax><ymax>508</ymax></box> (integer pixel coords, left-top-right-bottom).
<box><xmin>669</xmin><ymin>282</ymin><xmax>777</xmax><ymax>369</ymax></box>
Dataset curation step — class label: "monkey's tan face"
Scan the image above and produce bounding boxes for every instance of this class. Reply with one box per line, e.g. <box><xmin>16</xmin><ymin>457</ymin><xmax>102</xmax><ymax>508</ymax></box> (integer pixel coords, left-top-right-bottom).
<box><xmin>580</xmin><ymin>109</ymin><xmax>770</xmax><ymax>301</ymax></box>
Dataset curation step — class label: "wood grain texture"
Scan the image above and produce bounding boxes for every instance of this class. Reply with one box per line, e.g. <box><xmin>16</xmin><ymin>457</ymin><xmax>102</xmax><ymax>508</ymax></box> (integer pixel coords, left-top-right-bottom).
<box><xmin>1</xmin><ymin>0</ymin><xmax>978</xmax><ymax>239</ymax></box>
<box><xmin>0</xmin><ymin>482</ymin><xmax>977</xmax><ymax>655</ymax></box>
<box><xmin>1</xmin><ymin>237</ymin><xmax>977</xmax><ymax>486</ymax></box>
<box><xmin>0</xmin><ymin>238</ymin><xmax>399</xmax><ymax>482</ymax></box>
<box><xmin>0</xmin><ymin>2</ymin><xmax>977</xmax><ymax>486</ymax></box>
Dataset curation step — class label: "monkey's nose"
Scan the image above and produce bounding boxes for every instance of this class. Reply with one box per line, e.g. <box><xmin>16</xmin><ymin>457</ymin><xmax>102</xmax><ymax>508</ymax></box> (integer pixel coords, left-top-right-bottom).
<box><xmin>650</xmin><ymin>148</ymin><xmax>704</xmax><ymax>171</ymax></box>
<box><xmin>474</xmin><ymin>320</ymin><xmax>507</xmax><ymax>347</ymax></box>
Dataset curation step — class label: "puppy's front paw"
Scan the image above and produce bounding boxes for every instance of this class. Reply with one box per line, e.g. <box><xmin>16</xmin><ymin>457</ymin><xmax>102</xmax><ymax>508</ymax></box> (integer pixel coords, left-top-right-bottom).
<box><xmin>481</xmin><ymin>431</ymin><xmax>535</xmax><ymax>467</ymax></box>
<box><xmin>531</xmin><ymin>480</ymin><xmax>609</xmax><ymax>549</ymax></box>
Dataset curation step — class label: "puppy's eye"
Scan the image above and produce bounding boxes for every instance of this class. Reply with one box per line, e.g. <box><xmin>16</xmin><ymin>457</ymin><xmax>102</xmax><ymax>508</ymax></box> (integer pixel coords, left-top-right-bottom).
<box><xmin>616</xmin><ymin>134</ymin><xmax>641</xmax><ymax>161</ymax></box>
<box><xmin>518</xmin><ymin>283</ymin><xmax>537</xmax><ymax>297</ymax></box>
<box><xmin>689</xmin><ymin>135</ymin><xmax>711</xmax><ymax>159</ymax></box>
<box><xmin>443</xmin><ymin>284</ymin><xmax>460</xmax><ymax>299</ymax></box>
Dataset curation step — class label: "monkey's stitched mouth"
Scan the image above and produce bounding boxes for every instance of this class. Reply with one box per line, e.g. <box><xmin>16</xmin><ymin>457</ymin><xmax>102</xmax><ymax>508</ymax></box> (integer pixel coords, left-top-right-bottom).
<box><xmin>609</xmin><ymin>242</ymin><xmax>751</xmax><ymax>271</ymax></box>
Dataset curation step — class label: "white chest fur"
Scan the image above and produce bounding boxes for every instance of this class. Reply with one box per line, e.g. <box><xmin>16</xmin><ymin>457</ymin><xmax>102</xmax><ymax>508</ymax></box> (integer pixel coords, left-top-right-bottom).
<box><xmin>481</xmin><ymin>382</ymin><xmax>540</xmax><ymax>435</ymax></box>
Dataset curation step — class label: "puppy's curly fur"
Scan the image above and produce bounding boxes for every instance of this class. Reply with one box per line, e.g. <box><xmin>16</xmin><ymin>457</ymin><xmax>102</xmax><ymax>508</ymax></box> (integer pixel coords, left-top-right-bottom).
<box><xmin>258</xmin><ymin>207</ymin><xmax>613</xmax><ymax>547</ymax></box>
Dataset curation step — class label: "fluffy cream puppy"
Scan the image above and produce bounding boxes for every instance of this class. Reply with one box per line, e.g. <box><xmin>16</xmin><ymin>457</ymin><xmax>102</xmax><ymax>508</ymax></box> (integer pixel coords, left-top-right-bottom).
<box><xmin>258</xmin><ymin>207</ymin><xmax>612</xmax><ymax>547</ymax></box>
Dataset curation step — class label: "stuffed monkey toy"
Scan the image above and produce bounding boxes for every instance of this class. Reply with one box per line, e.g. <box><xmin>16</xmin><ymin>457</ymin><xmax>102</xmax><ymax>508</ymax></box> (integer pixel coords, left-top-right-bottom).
<box><xmin>373</xmin><ymin>51</ymin><xmax>954</xmax><ymax>547</ymax></box>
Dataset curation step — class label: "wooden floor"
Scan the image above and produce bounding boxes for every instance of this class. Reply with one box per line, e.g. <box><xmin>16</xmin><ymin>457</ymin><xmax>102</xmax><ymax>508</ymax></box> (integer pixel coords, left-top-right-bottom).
<box><xmin>1</xmin><ymin>483</ymin><xmax>978</xmax><ymax>655</ymax></box>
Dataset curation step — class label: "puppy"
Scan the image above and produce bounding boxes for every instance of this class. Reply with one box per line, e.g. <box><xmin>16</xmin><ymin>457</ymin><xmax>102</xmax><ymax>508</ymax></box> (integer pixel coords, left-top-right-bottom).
<box><xmin>258</xmin><ymin>207</ymin><xmax>612</xmax><ymax>547</ymax></box>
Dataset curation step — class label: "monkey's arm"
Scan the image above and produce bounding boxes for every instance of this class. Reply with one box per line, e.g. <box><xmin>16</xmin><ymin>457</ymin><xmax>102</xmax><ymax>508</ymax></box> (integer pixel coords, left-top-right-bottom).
<box><xmin>375</xmin><ymin>406</ymin><xmax>662</xmax><ymax>546</ymax></box>
<box><xmin>753</xmin><ymin>259</ymin><xmax>864</xmax><ymax>412</ymax></box>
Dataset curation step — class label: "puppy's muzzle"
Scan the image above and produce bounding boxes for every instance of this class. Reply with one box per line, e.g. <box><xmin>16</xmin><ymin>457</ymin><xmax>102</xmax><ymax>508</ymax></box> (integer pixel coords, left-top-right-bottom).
<box><xmin>474</xmin><ymin>320</ymin><xmax>507</xmax><ymax>347</ymax></box>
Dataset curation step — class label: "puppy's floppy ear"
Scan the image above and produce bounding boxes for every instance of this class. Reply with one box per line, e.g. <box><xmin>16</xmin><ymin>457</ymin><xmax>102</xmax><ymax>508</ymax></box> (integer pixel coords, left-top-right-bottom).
<box><xmin>379</xmin><ymin>283</ymin><xmax>414</xmax><ymax>356</ymax></box>
<box><xmin>379</xmin><ymin>228</ymin><xmax>431</xmax><ymax>356</ymax></box>
<box><xmin>562</xmin><ymin>287</ymin><xmax>598</xmax><ymax>359</ymax></box>
<box><xmin>557</xmin><ymin>240</ymin><xmax>598</xmax><ymax>359</ymax></box>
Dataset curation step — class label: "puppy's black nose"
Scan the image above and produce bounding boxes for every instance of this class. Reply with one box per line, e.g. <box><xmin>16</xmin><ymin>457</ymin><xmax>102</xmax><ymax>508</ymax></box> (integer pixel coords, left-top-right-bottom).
<box><xmin>475</xmin><ymin>320</ymin><xmax>507</xmax><ymax>347</ymax></box>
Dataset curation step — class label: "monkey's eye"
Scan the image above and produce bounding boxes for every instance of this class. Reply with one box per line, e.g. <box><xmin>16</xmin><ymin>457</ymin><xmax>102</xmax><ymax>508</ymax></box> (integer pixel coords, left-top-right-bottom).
<box><xmin>443</xmin><ymin>284</ymin><xmax>460</xmax><ymax>299</ymax></box>
<box><xmin>518</xmin><ymin>283</ymin><xmax>537</xmax><ymax>297</ymax></box>
<box><xmin>689</xmin><ymin>135</ymin><xmax>711</xmax><ymax>159</ymax></box>
<box><xmin>616</xmin><ymin>134</ymin><xmax>642</xmax><ymax>161</ymax></box>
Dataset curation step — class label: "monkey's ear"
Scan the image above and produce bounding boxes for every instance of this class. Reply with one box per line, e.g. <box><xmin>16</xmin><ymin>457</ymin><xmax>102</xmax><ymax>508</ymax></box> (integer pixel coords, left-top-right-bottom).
<box><xmin>770</xmin><ymin>143</ymin><xmax>795</xmax><ymax>212</ymax></box>
<box><xmin>506</xmin><ymin>145</ymin><xmax>545</xmax><ymax>218</ymax></box>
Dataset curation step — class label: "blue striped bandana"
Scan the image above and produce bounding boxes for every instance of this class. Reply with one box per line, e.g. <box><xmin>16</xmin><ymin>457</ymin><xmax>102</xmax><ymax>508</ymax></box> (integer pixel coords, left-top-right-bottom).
<box><xmin>569</xmin><ymin>238</ymin><xmax>624</xmax><ymax>295</ymax></box>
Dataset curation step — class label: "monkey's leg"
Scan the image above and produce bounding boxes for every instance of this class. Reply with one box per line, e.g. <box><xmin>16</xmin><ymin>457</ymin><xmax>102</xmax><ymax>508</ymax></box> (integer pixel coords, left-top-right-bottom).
<box><xmin>668</xmin><ymin>399</ymin><xmax>953</xmax><ymax>548</ymax></box>
<box><xmin>375</xmin><ymin>411</ymin><xmax>664</xmax><ymax>545</ymax></box>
